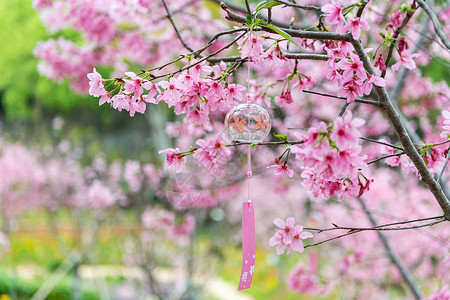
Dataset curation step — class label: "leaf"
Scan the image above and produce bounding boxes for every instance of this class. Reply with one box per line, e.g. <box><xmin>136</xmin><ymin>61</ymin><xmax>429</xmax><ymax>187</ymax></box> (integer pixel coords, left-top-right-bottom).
<box><xmin>274</xmin><ymin>133</ymin><xmax>288</xmax><ymax>142</ymax></box>
<box><xmin>255</xmin><ymin>0</ymin><xmax>282</xmax><ymax>13</ymax></box>
<box><xmin>263</xmin><ymin>23</ymin><xmax>300</xmax><ymax>48</ymax></box>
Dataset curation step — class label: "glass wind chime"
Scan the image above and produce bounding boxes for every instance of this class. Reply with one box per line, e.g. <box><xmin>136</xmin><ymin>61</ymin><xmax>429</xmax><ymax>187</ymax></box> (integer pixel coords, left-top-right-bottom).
<box><xmin>224</xmin><ymin>63</ymin><xmax>272</xmax><ymax>290</ymax></box>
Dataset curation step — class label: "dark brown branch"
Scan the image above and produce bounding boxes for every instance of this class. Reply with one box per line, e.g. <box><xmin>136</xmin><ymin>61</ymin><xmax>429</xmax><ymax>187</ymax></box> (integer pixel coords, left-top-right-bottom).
<box><xmin>244</xmin><ymin>0</ymin><xmax>251</xmax><ymax>15</ymax></box>
<box><xmin>207</xmin><ymin>52</ymin><xmax>329</xmax><ymax>63</ymax></box>
<box><xmin>136</xmin><ymin>28</ymin><xmax>247</xmax><ymax>77</ymax></box>
<box><xmin>302</xmin><ymin>89</ymin><xmax>381</xmax><ymax>106</ymax></box>
<box><xmin>149</xmin><ymin>32</ymin><xmax>247</xmax><ymax>81</ymax></box>
<box><xmin>304</xmin><ymin>215</ymin><xmax>445</xmax><ymax>233</ymax></box>
<box><xmin>416</xmin><ymin>0</ymin><xmax>450</xmax><ymax>50</ymax></box>
<box><xmin>381</xmin><ymin>6</ymin><xmax>417</xmax><ymax>78</ymax></box>
<box><xmin>161</xmin><ymin>0</ymin><xmax>195</xmax><ymax>52</ymax></box>
<box><xmin>350</xmin><ymin>37</ymin><xmax>450</xmax><ymax>220</ymax></box>
<box><xmin>357</xmin><ymin>197</ymin><xmax>423</xmax><ymax>299</ymax></box>
<box><xmin>360</xmin><ymin>137</ymin><xmax>404</xmax><ymax>151</ymax></box>
<box><xmin>356</xmin><ymin>0</ymin><xmax>370</xmax><ymax>18</ymax></box>
<box><xmin>225</xmin><ymin>140</ymin><xmax>304</xmax><ymax>147</ymax></box>
<box><xmin>213</xmin><ymin>0</ymin><xmax>311</xmax><ymax>29</ymax></box>
<box><xmin>222</xmin><ymin>5</ymin><xmax>351</xmax><ymax>42</ymax></box>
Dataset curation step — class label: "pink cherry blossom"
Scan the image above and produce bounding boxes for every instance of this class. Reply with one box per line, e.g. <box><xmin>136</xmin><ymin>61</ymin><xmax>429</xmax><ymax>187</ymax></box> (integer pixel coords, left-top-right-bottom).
<box><xmin>391</xmin><ymin>51</ymin><xmax>418</xmax><ymax>72</ymax></box>
<box><xmin>123</xmin><ymin>71</ymin><xmax>144</xmax><ymax>100</ymax></box>
<box><xmin>340</xmin><ymin>17</ymin><xmax>370</xmax><ymax>40</ymax></box>
<box><xmin>87</xmin><ymin>68</ymin><xmax>107</xmax><ymax>97</ymax></box>
<box><xmin>386</xmin><ymin>11</ymin><xmax>404</xmax><ymax>30</ymax></box>
<box><xmin>268</xmin><ymin>162</ymin><xmax>294</xmax><ymax>177</ymax></box>
<box><xmin>290</xmin><ymin>226</ymin><xmax>314</xmax><ymax>253</ymax></box>
<box><xmin>159</xmin><ymin>148</ymin><xmax>187</xmax><ymax>173</ymax></box>
<box><xmin>321</xmin><ymin>1</ymin><xmax>345</xmax><ymax>29</ymax></box>
<box><xmin>337</xmin><ymin>79</ymin><xmax>364</xmax><ymax>103</ymax></box>
<box><xmin>338</xmin><ymin>53</ymin><xmax>367</xmax><ymax>81</ymax></box>
<box><xmin>441</xmin><ymin>110</ymin><xmax>450</xmax><ymax>138</ymax></box>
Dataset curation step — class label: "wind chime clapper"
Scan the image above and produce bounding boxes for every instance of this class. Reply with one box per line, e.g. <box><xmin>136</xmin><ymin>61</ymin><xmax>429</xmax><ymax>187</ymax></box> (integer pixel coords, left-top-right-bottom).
<box><xmin>224</xmin><ymin>94</ymin><xmax>272</xmax><ymax>290</ymax></box>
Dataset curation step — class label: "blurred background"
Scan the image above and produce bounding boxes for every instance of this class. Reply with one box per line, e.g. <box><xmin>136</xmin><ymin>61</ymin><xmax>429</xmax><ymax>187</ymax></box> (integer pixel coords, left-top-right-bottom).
<box><xmin>1</xmin><ymin>0</ymin><xmax>449</xmax><ymax>299</ymax></box>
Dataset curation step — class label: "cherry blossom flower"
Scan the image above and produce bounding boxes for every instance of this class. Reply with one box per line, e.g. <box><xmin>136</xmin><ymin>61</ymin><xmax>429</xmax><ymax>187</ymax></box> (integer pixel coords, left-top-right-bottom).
<box><xmin>269</xmin><ymin>218</ymin><xmax>313</xmax><ymax>255</ymax></box>
<box><xmin>159</xmin><ymin>148</ymin><xmax>187</xmax><ymax>173</ymax></box>
<box><xmin>124</xmin><ymin>71</ymin><xmax>144</xmax><ymax>100</ymax></box>
<box><xmin>87</xmin><ymin>68</ymin><xmax>107</xmax><ymax>97</ymax></box>
<box><xmin>275</xmin><ymin>90</ymin><xmax>294</xmax><ymax>106</ymax></box>
<box><xmin>391</xmin><ymin>51</ymin><xmax>418</xmax><ymax>72</ymax></box>
<box><xmin>338</xmin><ymin>53</ymin><xmax>367</xmax><ymax>81</ymax></box>
<box><xmin>268</xmin><ymin>162</ymin><xmax>294</xmax><ymax>177</ymax></box>
<box><xmin>441</xmin><ymin>110</ymin><xmax>450</xmax><ymax>138</ymax></box>
<box><xmin>112</xmin><ymin>93</ymin><xmax>131</xmax><ymax>112</ymax></box>
<box><xmin>159</xmin><ymin>77</ymin><xmax>183</xmax><ymax>106</ymax></box>
<box><xmin>321</xmin><ymin>1</ymin><xmax>345</xmax><ymax>29</ymax></box>
<box><xmin>374</xmin><ymin>55</ymin><xmax>386</xmax><ymax>71</ymax></box>
<box><xmin>386</xmin><ymin>11</ymin><xmax>404</xmax><ymax>30</ymax></box>
<box><xmin>337</xmin><ymin>79</ymin><xmax>364</xmax><ymax>103</ymax></box>
<box><xmin>224</xmin><ymin>84</ymin><xmax>246</xmax><ymax>102</ymax></box>
<box><xmin>340</xmin><ymin>17</ymin><xmax>370</xmax><ymax>40</ymax></box>
<box><xmin>290</xmin><ymin>226</ymin><xmax>314</xmax><ymax>253</ymax></box>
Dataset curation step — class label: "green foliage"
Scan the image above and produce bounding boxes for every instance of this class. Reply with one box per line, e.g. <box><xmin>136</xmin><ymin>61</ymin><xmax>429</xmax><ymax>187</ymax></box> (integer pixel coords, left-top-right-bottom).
<box><xmin>255</xmin><ymin>0</ymin><xmax>282</xmax><ymax>13</ymax></box>
<box><xmin>0</xmin><ymin>0</ymin><xmax>91</xmax><ymax>120</ymax></box>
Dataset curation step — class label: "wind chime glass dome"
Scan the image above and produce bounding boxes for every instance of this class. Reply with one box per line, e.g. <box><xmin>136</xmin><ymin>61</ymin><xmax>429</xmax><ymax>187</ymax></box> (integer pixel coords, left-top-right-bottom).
<box><xmin>224</xmin><ymin>103</ymin><xmax>272</xmax><ymax>143</ymax></box>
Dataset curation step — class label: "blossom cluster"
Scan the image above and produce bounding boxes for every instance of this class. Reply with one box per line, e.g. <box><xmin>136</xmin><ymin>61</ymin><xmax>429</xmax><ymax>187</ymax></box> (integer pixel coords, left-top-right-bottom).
<box><xmin>268</xmin><ymin>217</ymin><xmax>313</xmax><ymax>255</ymax></box>
<box><xmin>324</xmin><ymin>41</ymin><xmax>386</xmax><ymax>103</ymax></box>
<box><xmin>293</xmin><ymin>112</ymin><xmax>372</xmax><ymax>201</ymax></box>
<box><xmin>87</xmin><ymin>62</ymin><xmax>246</xmax><ymax>119</ymax></box>
<box><xmin>287</xmin><ymin>253</ymin><xmax>330</xmax><ymax>296</ymax></box>
<box><xmin>141</xmin><ymin>209</ymin><xmax>195</xmax><ymax>238</ymax></box>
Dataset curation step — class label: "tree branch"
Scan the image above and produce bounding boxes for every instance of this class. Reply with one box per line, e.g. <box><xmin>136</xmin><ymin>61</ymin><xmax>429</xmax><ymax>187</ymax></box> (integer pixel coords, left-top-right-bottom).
<box><xmin>357</xmin><ymin>197</ymin><xmax>423</xmax><ymax>300</ymax></box>
<box><xmin>221</xmin><ymin>4</ymin><xmax>351</xmax><ymax>42</ymax></box>
<box><xmin>360</xmin><ymin>137</ymin><xmax>404</xmax><ymax>150</ymax></box>
<box><xmin>207</xmin><ymin>52</ymin><xmax>329</xmax><ymax>63</ymax></box>
<box><xmin>213</xmin><ymin>0</ymin><xmax>312</xmax><ymax>29</ymax></box>
<box><xmin>161</xmin><ymin>0</ymin><xmax>195</xmax><ymax>52</ymax></box>
<box><xmin>304</xmin><ymin>215</ymin><xmax>445</xmax><ymax>233</ymax></box>
<box><xmin>225</xmin><ymin>140</ymin><xmax>304</xmax><ymax>147</ymax></box>
<box><xmin>350</xmin><ymin>37</ymin><xmax>450</xmax><ymax>220</ymax></box>
<box><xmin>416</xmin><ymin>0</ymin><xmax>450</xmax><ymax>50</ymax></box>
<box><xmin>381</xmin><ymin>5</ymin><xmax>417</xmax><ymax>78</ymax></box>
<box><xmin>302</xmin><ymin>90</ymin><xmax>381</xmax><ymax>106</ymax></box>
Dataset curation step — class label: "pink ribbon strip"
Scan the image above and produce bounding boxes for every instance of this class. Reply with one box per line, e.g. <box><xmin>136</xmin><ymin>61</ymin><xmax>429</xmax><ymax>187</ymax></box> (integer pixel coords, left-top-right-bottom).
<box><xmin>238</xmin><ymin>201</ymin><xmax>255</xmax><ymax>291</ymax></box>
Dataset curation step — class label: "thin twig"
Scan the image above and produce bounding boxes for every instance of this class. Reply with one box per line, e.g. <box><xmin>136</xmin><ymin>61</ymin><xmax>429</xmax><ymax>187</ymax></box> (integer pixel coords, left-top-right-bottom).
<box><xmin>222</xmin><ymin>6</ymin><xmax>351</xmax><ymax>42</ymax></box>
<box><xmin>302</xmin><ymin>89</ymin><xmax>381</xmax><ymax>106</ymax></box>
<box><xmin>381</xmin><ymin>5</ymin><xmax>417</xmax><ymax>78</ymax></box>
<box><xmin>357</xmin><ymin>197</ymin><xmax>423</xmax><ymax>299</ymax></box>
<box><xmin>225</xmin><ymin>140</ymin><xmax>304</xmax><ymax>147</ymax></box>
<box><xmin>207</xmin><ymin>52</ymin><xmax>329</xmax><ymax>63</ymax></box>
<box><xmin>304</xmin><ymin>216</ymin><xmax>445</xmax><ymax>233</ymax></box>
<box><xmin>367</xmin><ymin>152</ymin><xmax>404</xmax><ymax>165</ymax></box>
<box><xmin>338</xmin><ymin>102</ymin><xmax>350</xmax><ymax>117</ymax></box>
<box><xmin>244</xmin><ymin>0</ymin><xmax>251</xmax><ymax>15</ymax></box>
<box><xmin>416</xmin><ymin>0</ymin><xmax>450</xmax><ymax>50</ymax></box>
<box><xmin>360</xmin><ymin>137</ymin><xmax>404</xmax><ymax>151</ymax></box>
<box><xmin>356</xmin><ymin>0</ymin><xmax>370</xmax><ymax>18</ymax></box>
<box><xmin>161</xmin><ymin>0</ymin><xmax>195</xmax><ymax>52</ymax></box>
<box><xmin>149</xmin><ymin>32</ymin><xmax>247</xmax><ymax>81</ymax></box>
<box><xmin>350</xmin><ymin>37</ymin><xmax>450</xmax><ymax>220</ymax></box>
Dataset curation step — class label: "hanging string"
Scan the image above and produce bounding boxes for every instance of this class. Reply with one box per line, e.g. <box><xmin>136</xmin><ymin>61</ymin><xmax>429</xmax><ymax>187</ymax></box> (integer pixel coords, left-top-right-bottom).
<box><xmin>246</xmin><ymin>38</ymin><xmax>252</xmax><ymax>205</ymax></box>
